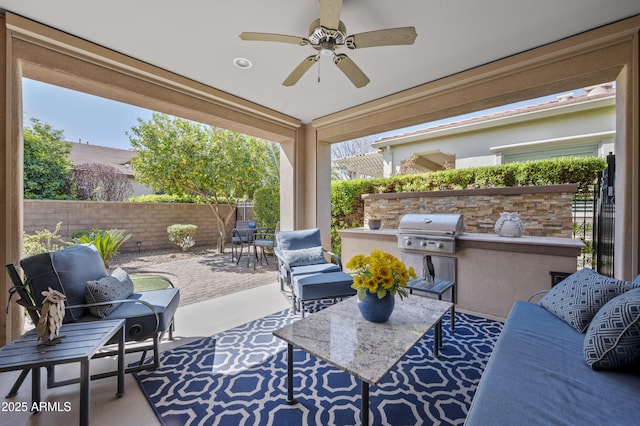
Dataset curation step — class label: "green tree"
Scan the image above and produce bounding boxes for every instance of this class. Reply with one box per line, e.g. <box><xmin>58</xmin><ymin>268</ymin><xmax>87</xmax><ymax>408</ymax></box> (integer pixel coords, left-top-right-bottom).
<box><xmin>128</xmin><ymin>113</ymin><xmax>276</xmax><ymax>252</ymax></box>
<box><xmin>23</xmin><ymin>119</ymin><xmax>73</xmax><ymax>199</ymax></box>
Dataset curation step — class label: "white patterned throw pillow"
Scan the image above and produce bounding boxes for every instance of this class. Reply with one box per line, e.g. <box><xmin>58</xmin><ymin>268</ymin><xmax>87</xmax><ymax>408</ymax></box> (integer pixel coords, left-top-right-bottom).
<box><xmin>279</xmin><ymin>246</ymin><xmax>325</xmax><ymax>267</ymax></box>
<box><xmin>584</xmin><ymin>288</ymin><xmax>640</xmax><ymax>369</ymax></box>
<box><xmin>539</xmin><ymin>268</ymin><xmax>636</xmax><ymax>333</ymax></box>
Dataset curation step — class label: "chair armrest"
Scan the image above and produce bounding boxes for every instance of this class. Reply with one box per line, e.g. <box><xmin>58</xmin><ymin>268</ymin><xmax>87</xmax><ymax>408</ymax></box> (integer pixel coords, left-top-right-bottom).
<box><xmin>527</xmin><ymin>289</ymin><xmax>549</xmax><ymax>303</ymax></box>
<box><xmin>273</xmin><ymin>249</ymin><xmax>294</xmax><ymax>286</ymax></box>
<box><xmin>324</xmin><ymin>250</ymin><xmax>343</xmax><ymax>270</ymax></box>
<box><xmin>274</xmin><ymin>249</ymin><xmax>293</xmax><ymax>271</ymax></box>
<box><xmin>70</xmin><ymin>299</ymin><xmax>161</xmax><ymax>334</ymax></box>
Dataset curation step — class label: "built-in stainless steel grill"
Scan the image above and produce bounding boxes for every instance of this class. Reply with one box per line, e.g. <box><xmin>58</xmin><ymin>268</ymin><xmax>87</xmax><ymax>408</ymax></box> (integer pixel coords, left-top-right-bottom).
<box><xmin>397</xmin><ymin>213</ymin><xmax>463</xmax><ymax>254</ymax></box>
<box><xmin>398</xmin><ymin>213</ymin><xmax>463</xmax><ymax>289</ymax></box>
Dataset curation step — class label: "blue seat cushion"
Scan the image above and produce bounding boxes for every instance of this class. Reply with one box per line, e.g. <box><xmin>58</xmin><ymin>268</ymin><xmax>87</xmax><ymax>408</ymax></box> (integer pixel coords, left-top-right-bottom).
<box><xmin>290</xmin><ymin>263</ymin><xmax>341</xmax><ymax>278</ymax></box>
<box><xmin>78</xmin><ymin>288</ymin><xmax>180</xmax><ymax>342</ymax></box>
<box><xmin>293</xmin><ymin>271</ymin><xmax>355</xmax><ymax>301</ymax></box>
<box><xmin>466</xmin><ymin>301</ymin><xmax>640</xmax><ymax>426</ymax></box>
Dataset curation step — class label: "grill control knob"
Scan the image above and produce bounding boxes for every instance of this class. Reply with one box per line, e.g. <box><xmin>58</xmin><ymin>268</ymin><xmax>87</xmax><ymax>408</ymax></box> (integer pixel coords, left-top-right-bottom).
<box><xmin>436</xmin><ymin>242</ymin><xmax>444</xmax><ymax>249</ymax></box>
<box><xmin>420</xmin><ymin>241</ymin><xmax>427</xmax><ymax>248</ymax></box>
<box><xmin>405</xmin><ymin>239</ymin><xmax>411</xmax><ymax>246</ymax></box>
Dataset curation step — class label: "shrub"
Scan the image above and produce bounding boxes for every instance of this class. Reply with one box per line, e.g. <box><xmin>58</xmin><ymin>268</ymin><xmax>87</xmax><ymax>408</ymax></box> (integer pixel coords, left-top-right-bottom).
<box><xmin>71</xmin><ymin>228</ymin><xmax>103</xmax><ymax>240</ymax></box>
<box><xmin>167</xmin><ymin>224</ymin><xmax>198</xmax><ymax>251</ymax></box>
<box><xmin>23</xmin><ymin>222</ymin><xmax>69</xmax><ymax>257</ymax></box>
<box><xmin>75</xmin><ymin>229</ymin><xmax>131</xmax><ymax>267</ymax></box>
<box><xmin>253</xmin><ymin>186</ymin><xmax>280</xmax><ymax>230</ymax></box>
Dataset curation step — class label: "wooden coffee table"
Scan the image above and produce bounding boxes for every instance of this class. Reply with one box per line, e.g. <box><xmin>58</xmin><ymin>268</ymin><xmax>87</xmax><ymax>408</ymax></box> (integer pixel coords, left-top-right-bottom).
<box><xmin>274</xmin><ymin>296</ymin><xmax>453</xmax><ymax>425</ymax></box>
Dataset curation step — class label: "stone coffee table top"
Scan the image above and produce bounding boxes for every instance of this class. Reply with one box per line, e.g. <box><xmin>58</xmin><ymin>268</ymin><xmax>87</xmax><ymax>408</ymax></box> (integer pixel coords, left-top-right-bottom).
<box><xmin>274</xmin><ymin>295</ymin><xmax>452</xmax><ymax>385</ymax></box>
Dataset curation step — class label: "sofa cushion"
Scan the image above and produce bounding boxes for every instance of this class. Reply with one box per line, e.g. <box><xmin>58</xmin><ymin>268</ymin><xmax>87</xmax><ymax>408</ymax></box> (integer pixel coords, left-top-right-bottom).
<box><xmin>538</xmin><ymin>268</ymin><xmax>636</xmax><ymax>332</ymax></box>
<box><xmin>584</xmin><ymin>288</ymin><xmax>640</xmax><ymax>369</ymax></box>
<box><xmin>465</xmin><ymin>301</ymin><xmax>640</xmax><ymax>426</ymax></box>
<box><xmin>290</xmin><ymin>262</ymin><xmax>341</xmax><ymax>276</ymax></box>
<box><xmin>279</xmin><ymin>246</ymin><xmax>325</xmax><ymax>267</ymax></box>
<box><xmin>85</xmin><ymin>267</ymin><xmax>135</xmax><ymax>318</ymax></box>
<box><xmin>21</xmin><ymin>243</ymin><xmax>108</xmax><ymax>322</ymax></box>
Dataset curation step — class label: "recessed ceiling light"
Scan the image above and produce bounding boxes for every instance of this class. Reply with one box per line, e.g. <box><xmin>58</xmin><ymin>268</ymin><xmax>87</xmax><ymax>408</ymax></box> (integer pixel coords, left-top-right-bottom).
<box><xmin>234</xmin><ymin>58</ymin><xmax>253</xmax><ymax>69</ymax></box>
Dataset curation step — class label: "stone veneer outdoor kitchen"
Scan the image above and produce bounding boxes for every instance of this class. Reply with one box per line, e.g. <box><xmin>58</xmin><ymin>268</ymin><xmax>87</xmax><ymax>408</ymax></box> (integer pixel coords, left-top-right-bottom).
<box><xmin>339</xmin><ymin>184</ymin><xmax>585</xmax><ymax>321</ymax></box>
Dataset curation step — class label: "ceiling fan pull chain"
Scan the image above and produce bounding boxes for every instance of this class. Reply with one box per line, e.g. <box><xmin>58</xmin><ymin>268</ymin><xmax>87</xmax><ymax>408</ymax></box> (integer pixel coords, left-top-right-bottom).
<box><xmin>318</xmin><ymin>58</ymin><xmax>321</xmax><ymax>83</ymax></box>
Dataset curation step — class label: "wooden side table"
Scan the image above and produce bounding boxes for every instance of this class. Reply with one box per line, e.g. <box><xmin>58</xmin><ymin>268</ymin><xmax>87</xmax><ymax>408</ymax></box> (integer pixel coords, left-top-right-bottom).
<box><xmin>0</xmin><ymin>319</ymin><xmax>125</xmax><ymax>426</ymax></box>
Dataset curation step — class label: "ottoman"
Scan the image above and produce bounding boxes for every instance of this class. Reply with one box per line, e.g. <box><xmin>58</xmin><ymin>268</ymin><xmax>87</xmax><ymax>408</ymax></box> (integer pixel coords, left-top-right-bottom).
<box><xmin>292</xmin><ymin>271</ymin><xmax>356</xmax><ymax>317</ymax></box>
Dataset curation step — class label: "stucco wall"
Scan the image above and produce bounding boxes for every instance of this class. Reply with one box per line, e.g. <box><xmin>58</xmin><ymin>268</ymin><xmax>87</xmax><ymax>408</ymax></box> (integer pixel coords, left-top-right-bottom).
<box><xmin>364</xmin><ymin>184</ymin><xmax>578</xmax><ymax>237</ymax></box>
<box><xmin>23</xmin><ymin>200</ymin><xmax>236</xmax><ymax>252</ymax></box>
<box><xmin>377</xmin><ymin>95</ymin><xmax>616</xmax><ymax>175</ymax></box>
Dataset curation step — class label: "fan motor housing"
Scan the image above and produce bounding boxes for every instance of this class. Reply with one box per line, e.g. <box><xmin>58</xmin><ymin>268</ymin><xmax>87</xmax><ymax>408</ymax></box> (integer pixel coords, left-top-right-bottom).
<box><xmin>308</xmin><ymin>19</ymin><xmax>346</xmax><ymax>47</ymax></box>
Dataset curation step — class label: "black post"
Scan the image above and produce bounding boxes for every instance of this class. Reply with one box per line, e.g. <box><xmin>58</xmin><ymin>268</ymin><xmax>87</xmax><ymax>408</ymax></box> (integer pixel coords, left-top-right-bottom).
<box><xmin>287</xmin><ymin>343</ymin><xmax>295</xmax><ymax>404</ymax></box>
<box><xmin>361</xmin><ymin>380</ymin><xmax>369</xmax><ymax>425</ymax></box>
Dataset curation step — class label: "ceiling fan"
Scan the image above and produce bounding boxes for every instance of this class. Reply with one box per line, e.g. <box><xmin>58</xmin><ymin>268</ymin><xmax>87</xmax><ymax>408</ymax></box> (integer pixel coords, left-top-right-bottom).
<box><xmin>239</xmin><ymin>0</ymin><xmax>417</xmax><ymax>88</ymax></box>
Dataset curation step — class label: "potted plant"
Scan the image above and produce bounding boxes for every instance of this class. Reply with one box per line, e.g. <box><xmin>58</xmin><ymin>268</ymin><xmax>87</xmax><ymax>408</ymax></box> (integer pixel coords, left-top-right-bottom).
<box><xmin>346</xmin><ymin>249</ymin><xmax>417</xmax><ymax>322</ymax></box>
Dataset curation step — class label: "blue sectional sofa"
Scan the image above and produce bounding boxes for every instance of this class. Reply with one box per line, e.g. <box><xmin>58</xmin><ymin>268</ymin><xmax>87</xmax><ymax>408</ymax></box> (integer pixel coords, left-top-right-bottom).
<box><xmin>466</xmin><ymin>270</ymin><xmax>640</xmax><ymax>425</ymax></box>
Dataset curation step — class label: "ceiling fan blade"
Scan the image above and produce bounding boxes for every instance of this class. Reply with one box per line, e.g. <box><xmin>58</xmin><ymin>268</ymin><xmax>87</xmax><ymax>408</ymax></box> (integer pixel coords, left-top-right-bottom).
<box><xmin>346</xmin><ymin>27</ymin><xmax>417</xmax><ymax>49</ymax></box>
<box><xmin>240</xmin><ymin>32</ymin><xmax>308</xmax><ymax>46</ymax></box>
<box><xmin>283</xmin><ymin>55</ymin><xmax>319</xmax><ymax>86</ymax></box>
<box><xmin>334</xmin><ymin>54</ymin><xmax>370</xmax><ymax>88</ymax></box>
<box><xmin>319</xmin><ymin>0</ymin><xmax>343</xmax><ymax>30</ymax></box>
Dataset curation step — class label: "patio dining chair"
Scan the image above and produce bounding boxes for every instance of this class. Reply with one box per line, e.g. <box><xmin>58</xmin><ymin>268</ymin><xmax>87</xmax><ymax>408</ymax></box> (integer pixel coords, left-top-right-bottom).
<box><xmin>251</xmin><ymin>222</ymin><xmax>279</xmax><ymax>270</ymax></box>
<box><xmin>231</xmin><ymin>220</ymin><xmax>257</xmax><ymax>266</ymax></box>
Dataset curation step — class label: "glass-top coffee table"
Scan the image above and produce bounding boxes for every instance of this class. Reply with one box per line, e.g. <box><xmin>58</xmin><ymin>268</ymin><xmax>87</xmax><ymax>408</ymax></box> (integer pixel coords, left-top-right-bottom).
<box><xmin>273</xmin><ymin>295</ymin><xmax>453</xmax><ymax>425</ymax></box>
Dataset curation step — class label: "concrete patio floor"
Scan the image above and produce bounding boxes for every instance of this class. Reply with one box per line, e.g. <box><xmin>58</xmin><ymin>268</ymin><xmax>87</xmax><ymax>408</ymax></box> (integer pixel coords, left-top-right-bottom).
<box><xmin>0</xmin><ymin>251</ymin><xmax>290</xmax><ymax>426</ymax></box>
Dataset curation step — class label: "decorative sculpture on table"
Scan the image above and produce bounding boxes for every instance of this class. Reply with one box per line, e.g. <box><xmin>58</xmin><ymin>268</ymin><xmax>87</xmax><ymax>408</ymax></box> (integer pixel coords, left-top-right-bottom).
<box><xmin>494</xmin><ymin>212</ymin><xmax>525</xmax><ymax>237</ymax></box>
<box><xmin>37</xmin><ymin>287</ymin><xmax>66</xmax><ymax>345</ymax></box>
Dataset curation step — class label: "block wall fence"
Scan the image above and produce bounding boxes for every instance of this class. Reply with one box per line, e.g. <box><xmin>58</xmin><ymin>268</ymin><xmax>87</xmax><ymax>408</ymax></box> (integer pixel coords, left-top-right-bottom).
<box><xmin>23</xmin><ymin>200</ymin><xmax>237</xmax><ymax>252</ymax></box>
<box><xmin>363</xmin><ymin>184</ymin><xmax>579</xmax><ymax>237</ymax></box>
<box><xmin>24</xmin><ymin>184</ymin><xmax>578</xmax><ymax>254</ymax></box>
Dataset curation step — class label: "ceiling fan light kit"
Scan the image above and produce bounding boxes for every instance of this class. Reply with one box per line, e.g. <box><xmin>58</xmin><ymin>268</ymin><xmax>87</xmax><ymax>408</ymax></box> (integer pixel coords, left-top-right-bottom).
<box><xmin>239</xmin><ymin>0</ymin><xmax>416</xmax><ymax>88</ymax></box>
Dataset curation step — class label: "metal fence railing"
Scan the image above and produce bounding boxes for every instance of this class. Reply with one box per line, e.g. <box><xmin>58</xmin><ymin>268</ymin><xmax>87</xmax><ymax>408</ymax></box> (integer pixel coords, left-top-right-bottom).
<box><xmin>594</xmin><ymin>153</ymin><xmax>615</xmax><ymax>276</ymax></box>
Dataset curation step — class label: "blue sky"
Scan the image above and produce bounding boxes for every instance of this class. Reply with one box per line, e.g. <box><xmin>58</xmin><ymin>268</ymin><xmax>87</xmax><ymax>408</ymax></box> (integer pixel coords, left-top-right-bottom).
<box><xmin>22</xmin><ymin>78</ymin><xmax>153</xmax><ymax>150</ymax></box>
<box><xmin>23</xmin><ymin>77</ymin><xmax>576</xmax><ymax>150</ymax></box>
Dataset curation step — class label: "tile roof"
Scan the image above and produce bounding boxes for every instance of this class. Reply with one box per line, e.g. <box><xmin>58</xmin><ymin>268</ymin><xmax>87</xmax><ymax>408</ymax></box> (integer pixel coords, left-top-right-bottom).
<box><xmin>375</xmin><ymin>83</ymin><xmax>615</xmax><ymax>144</ymax></box>
<box><xmin>67</xmin><ymin>142</ymin><xmax>136</xmax><ymax>176</ymax></box>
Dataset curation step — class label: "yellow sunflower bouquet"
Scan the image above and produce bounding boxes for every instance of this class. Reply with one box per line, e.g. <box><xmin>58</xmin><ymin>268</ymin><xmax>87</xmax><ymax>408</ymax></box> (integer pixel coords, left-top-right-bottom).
<box><xmin>346</xmin><ymin>249</ymin><xmax>417</xmax><ymax>300</ymax></box>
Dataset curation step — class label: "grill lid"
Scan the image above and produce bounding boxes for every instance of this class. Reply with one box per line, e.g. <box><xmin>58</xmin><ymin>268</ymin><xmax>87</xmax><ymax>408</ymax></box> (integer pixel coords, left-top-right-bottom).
<box><xmin>398</xmin><ymin>213</ymin><xmax>463</xmax><ymax>236</ymax></box>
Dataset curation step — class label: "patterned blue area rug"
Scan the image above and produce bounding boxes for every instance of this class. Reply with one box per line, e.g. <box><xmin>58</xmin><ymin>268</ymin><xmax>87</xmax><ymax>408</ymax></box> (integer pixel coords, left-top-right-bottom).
<box><xmin>134</xmin><ymin>305</ymin><xmax>503</xmax><ymax>425</ymax></box>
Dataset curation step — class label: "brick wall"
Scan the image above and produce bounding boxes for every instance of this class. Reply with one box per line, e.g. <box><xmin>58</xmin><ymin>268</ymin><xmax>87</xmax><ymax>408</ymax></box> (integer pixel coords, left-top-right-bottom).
<box><xmin>23</xmin><ymin>200</ymin><xmax>236</xmax><ymax>252</ymax></box>
<box><xmin>364</xmin><ymin>184</ymin><xmax>578</xmax><ymax>237</ymax></box>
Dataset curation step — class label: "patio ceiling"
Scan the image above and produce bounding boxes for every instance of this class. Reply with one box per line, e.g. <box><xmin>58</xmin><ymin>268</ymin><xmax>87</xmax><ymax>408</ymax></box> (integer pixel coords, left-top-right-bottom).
<box><xmin>1</xmin><ymin>1</ymin><xmax>639</xmax><ymax>124</ymax></box>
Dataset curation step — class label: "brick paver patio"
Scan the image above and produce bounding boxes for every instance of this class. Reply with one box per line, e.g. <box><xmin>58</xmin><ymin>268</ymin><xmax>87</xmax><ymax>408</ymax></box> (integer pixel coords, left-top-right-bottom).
<box><xmin>114</xmin><ymin>250</ymin><xmax>278</xmax><ymax>306</ymax></box>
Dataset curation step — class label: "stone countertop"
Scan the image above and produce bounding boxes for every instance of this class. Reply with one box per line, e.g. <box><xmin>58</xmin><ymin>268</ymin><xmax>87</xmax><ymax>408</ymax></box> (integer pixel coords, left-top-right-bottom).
<box><xmin>273</xmin><ymin>296</ymin><xmax>452</xmax><ymax>385</ymax></box>
<box><xmin>338</xmin><ymin>228</ymin><xmax>585</xmax><ymax>251</ymax></box>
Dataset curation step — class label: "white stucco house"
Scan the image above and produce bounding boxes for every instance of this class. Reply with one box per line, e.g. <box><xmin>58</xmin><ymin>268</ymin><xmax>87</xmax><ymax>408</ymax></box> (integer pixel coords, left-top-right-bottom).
<box><xmin>361</xmin><ymin>83</ymin><xmax>615</xmax><ymax>177</ymax></box>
